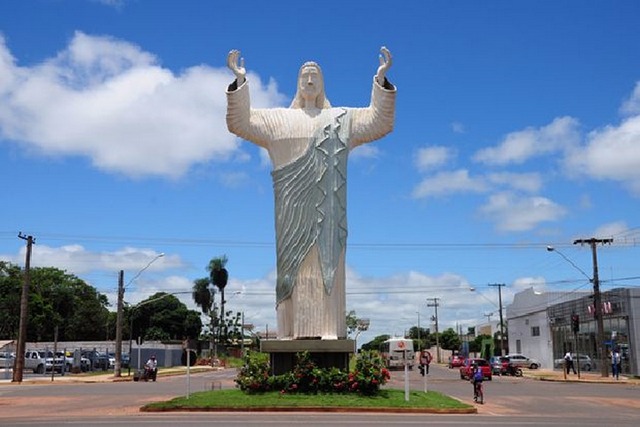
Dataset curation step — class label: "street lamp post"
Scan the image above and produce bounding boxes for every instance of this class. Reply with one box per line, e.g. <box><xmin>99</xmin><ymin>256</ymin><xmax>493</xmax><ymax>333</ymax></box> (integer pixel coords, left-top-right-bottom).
<box><xmin>115</xmin><ymin>253</ymin><xmax>164</xmax><ymax>377</ymax></box>
<box><xmin>547</xmin><ymin>241</ymin><xmax>612</xmax><ymax>378</ymax></box>
<box><xmin>126</xmin><ymin>290</ymin><xmax>191</xmax><ymax>376</ymax></box>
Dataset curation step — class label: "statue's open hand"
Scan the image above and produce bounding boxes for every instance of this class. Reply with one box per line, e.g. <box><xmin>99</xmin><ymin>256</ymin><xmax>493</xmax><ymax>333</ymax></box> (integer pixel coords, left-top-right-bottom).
<box><xmin>227</xmin><ymin>49</ymin><xmax>246</xmax><ymax>85</ymax></box>
<box><xmin>376</xmin><ymin>46</ymin><xmax>392</xmax><ymax>86</ymax></box>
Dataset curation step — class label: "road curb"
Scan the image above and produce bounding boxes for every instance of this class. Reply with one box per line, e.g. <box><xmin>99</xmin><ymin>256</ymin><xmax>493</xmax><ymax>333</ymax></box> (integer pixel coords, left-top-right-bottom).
<box><xmin>140</xmin><ymin>405</ymin><xmax>477</xmax><ymax>414</ymax></box>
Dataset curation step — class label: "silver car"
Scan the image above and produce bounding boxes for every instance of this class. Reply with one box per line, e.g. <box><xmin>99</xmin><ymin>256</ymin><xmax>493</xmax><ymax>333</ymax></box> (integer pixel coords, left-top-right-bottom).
<box><xmin>505</xmin><ymin>353</ymin><xmax>540</xmax><ymax>369</ymax></box>
<box><xmin>554</xmin><ymin>354</ymin><xmax>594</xmax><ymax>371</ymax></box>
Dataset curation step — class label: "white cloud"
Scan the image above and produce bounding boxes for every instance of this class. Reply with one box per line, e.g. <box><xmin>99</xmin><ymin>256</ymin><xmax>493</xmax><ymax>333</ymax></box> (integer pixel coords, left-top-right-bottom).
<box><xmin>566</xmin><ymin>115</ymin><xmax>640</xmax><ymax>195</ymax></box>
<box><xmin>414</xmin><ymin>145</ymin><xmax>453</xmax><ymax>172</ymax></box>
<box><xmin>479</xmin><ymin>192</ymin><xmax>567</xmax><ymax>232</ymax></box>
<box><xmin>2</xmin><ymin>243</ymin><xmax>177</xmax><ymax>275</ymax></box>
<box><xmin>93</xmin><ymin>0</ymin><xmax>126</xmax><ymax>11</ymax></box>
<box><xmin>411</xmin><ymin>169</ymin><xmax>487</xmax><ymax>199</ymax></box>
<box><xmin>345</xmin><ymin>268</ymin><xmax>482</xmax><ymax>344</ymax></box>
<box><xmin>487</xmin><ymin>172</ymin><xmax>543</xmax><ymax>193</ymax></box>
<box><xmin>511</xmin><ymin>276</ymin><xmax>547</xmax><ymax>293</ymax></box>
<box><xmin>0</xmin><ymin>32</ymin><xmax>287</xmax><ymax>179</ymax></box>
<box><xmin>620</xmin><ymin>81</ymin><xmax>640</xmax><ymax>116</ymax></box>
<box><xmin>350</xmin><ymin>143</ymin><xmax>380</xmax><ymax>160</ymax></box>
<box><xmin>474</xmin><ymin>116</ymin><xmax>581</xmax><ymax>166</ymax></box>
<box><xmin>592</xmin><ymin>221</ymin><xmax>628</xmax><ymax>240</ymax></box>
<box><xmin>451</xmin><ymin>121</ymin><xmax>465</xmax><ymax>134</ymax></box>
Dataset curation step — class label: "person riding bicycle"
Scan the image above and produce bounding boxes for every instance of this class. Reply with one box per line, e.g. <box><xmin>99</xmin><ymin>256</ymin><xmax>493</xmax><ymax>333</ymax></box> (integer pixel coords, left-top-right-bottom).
<box><xmin>471</xmin><ymin>363</ymin><xmax>484</xmax><ymax>402</ymax></box>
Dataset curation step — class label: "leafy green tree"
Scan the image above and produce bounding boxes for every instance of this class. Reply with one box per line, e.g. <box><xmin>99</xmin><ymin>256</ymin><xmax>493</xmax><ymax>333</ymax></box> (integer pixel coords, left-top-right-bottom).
<box><xmin>360</xmin><ymin>334</ymin><xmax>391</xmax><ymax>352</ymax></box>
<box><xmin>0</xmin><ymin>262</ymin><xmax>22</xmax><ymax>339</ymax></box>
<box><xmin>469</xmin><ymin>334</ymin><xmax>492</xmax><ymax>353</ymax></box>
<box><xmin>133</xmin><ymin>292</ymin><xmax>202</xmax><ymax>342</ymax></box>
<box><xmin>0</xmin><ymin>262</ymin><xmax>110</xmax><ymax>341</ymax></box>
<box><xmin>407</xmin><ymin>325</ymin><xmax>431</xmax><ymax>350</ymax></box>
<box><xmin>439</xmin><ymin>328</ymin><xmax>462</xmax><ymax>351</ymax></box>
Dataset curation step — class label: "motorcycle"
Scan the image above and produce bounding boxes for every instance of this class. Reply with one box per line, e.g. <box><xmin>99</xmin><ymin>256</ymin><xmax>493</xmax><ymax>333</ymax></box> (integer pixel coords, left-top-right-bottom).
<box><xmin>133</xmin><ymin>366</ymin><xmax>157</xmax><ymax>382</ymax></box>
<box><xmin>503</xmin><ymin>363</ymin><xmax>523</xmax><ymax>377</ymax></box>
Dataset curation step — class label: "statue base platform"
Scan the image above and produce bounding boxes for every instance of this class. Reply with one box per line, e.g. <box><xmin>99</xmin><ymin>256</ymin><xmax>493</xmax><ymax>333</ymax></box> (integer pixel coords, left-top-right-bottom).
<box><xmin>260</xmin><ymin>339</ymin><xmax>355</xmax><ymax>376</ymax></box>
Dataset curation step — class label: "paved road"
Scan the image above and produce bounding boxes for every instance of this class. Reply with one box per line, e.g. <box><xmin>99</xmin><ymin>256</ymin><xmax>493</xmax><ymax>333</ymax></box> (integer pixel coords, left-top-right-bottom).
<box><xmin>385</xmin><ymin>363</ymin><xmax>640</xmax><ymax>421</ymax></box>
<box><xmin>0</xmin><ymin>365</ymin><xmax>638</xmax><ymax>426</ymax></box>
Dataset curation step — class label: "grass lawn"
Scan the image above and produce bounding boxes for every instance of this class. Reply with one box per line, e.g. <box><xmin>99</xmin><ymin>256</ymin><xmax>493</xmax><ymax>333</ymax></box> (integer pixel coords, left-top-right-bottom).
<box><xmin>142</xmin><ymin>389</ymin><xmax>474</xmax><ymax>413</ymax></box>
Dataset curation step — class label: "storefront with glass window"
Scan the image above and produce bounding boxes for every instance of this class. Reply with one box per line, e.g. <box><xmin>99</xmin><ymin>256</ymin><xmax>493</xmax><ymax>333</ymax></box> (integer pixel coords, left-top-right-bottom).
<box><xmin>548</xmin><ymin>287</ymin><xmax>638</xmax><ymax>376</ymax></box>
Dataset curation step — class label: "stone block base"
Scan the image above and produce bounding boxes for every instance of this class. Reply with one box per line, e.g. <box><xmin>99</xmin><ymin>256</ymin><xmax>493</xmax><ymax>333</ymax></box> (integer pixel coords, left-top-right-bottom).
<box><xmin>260</xmin><ymin>339</ymin><xmax>355</xmax><ymax>376</ymax></box>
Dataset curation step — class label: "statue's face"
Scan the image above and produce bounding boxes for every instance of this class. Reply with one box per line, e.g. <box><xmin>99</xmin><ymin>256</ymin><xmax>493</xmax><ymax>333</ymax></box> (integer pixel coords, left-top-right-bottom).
<box><xmin>299</xmin><ymin>65</ymin><xmax>322</xmax><ymax>99</ymax></box>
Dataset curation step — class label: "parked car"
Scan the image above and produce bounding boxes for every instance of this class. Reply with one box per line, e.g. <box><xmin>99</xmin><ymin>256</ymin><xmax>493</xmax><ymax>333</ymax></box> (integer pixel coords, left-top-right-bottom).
<box><xmin>489</xmin><ymin>356</ymin><xmax>510</xmax><ymax>375</ymax></box>
<box><xmin>107</xmin><ymin>352</ymin><xmax>130</xmax><ymax>369</ymax></box>
<box><xmin>448</xmin><ymin>355</ymin><xmax>465</xmax><ymax>368</ymax></box>
<box><xmin>553</xmin><ymin>354</ymin><xmax>594</xmax><ymax>371</ymax></box>
<box><xmin>459</xmin><ymin>358</ymin><xmax>492</xmax><ymax>381</ymax></box>
<box><xmin>81</xmin><ymin>350</ymin><xmax>110</xmax><ymax>370</ymax></box>
<box><xmin>505</xmin><ymin>353</ymin><xmax>540</xmax><ymax>369</ymax></box>
<box><xmin>0</xmin><ymin>351</ymin><xmax>15</xmax><ymax>367</ymax></box>
<box><xmin>24</xmin><ymin>350</ymin><xmax>64</xmax><ymax>374</ymax></box>
<box><xmin>55</xmin><ymin>351</ymin><xmax>91</xmax><ymax>372</ymax></box>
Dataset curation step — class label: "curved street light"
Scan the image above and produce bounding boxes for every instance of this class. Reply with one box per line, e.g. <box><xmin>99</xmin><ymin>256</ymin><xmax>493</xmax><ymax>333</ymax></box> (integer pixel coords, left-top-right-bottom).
<box><xmin>126</xmin><ymin>290</ymin><xmax>191</xmax><ymax>375</ymax></box>
<box><xmin>115</xmin><ymin>252</ymin><xmax>164</xmax><ymax>377</ymax></box>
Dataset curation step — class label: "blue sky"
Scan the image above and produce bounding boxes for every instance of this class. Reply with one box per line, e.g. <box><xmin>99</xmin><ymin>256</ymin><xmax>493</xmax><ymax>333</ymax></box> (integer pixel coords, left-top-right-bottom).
<box><xmin>1</xmin><ymin>0</ymin><xmax>639</xmax><ymax>346</ymax></box>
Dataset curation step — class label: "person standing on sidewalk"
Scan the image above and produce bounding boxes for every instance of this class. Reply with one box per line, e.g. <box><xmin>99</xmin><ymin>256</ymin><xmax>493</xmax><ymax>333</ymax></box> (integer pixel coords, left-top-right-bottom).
<box><xmin>564</xmin><ymin>351</ymin><xmax>577</xmax><ymax>375</ymax></box>
<box><xmin>611</xmin><ymin>349</ymin><xmax>621</xmax><ymax>380</ymax></box>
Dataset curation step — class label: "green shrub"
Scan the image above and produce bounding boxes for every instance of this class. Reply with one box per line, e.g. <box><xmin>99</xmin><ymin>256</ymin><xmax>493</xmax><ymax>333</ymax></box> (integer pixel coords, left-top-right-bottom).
<box><xmin>234</xmin><ymin>351</ymin><xmax>271</xmax><ymax>393</ymax></box>
<box><xmin>235</xmin><ymin>350</ymin><xmax>390</xmax><ymax>396</ymax></box>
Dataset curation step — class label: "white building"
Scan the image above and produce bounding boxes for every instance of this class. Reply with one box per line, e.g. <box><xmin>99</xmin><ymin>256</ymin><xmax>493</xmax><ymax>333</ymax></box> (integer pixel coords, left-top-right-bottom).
<box><xmin>506</xmin><ymin>288</ymin><xmax>588</xmax><ymax>369</ymax></box>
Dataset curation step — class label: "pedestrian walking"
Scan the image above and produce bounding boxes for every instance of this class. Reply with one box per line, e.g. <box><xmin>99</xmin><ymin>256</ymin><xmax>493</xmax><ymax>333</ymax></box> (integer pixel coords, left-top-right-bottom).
<box><xmin>611</xmin><ymin>349</ymin><xmax>621</xmax><ymax>380</ymax></box>
<box><xmin>419</xmin><ymin>350</ymin><xmax>432</xmax><ymax>376</ymax></box>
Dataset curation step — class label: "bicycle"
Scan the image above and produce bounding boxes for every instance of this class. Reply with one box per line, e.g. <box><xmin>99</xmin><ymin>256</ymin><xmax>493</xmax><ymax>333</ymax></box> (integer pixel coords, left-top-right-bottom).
<box><xmin>473</xmin><ymin>381</ymin><xmax>484</xmax><ymax>404</ymax></box>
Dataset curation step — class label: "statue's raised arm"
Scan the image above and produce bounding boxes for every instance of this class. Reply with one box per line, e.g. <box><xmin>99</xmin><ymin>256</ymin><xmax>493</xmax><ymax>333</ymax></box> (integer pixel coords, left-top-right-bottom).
<box><xmin>227</xmin><ymin>49</ymin><xmax>246</xmax><ymax>86</ymax></box>
<box><xmin>375</xmin><ymin>46</ymin><xmax>393</xmax><ymax>88</ymax></box>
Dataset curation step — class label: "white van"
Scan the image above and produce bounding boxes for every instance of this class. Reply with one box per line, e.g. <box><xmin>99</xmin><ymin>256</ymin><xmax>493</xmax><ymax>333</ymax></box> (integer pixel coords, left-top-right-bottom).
<box><xmin>379</xmin><ymin>338</ymin><xmax>415</xmax><ymax>369</ymax></box>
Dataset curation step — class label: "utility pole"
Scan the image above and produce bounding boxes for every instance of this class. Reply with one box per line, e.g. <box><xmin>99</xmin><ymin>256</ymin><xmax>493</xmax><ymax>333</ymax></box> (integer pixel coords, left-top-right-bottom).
<box><xmin>416</xmin><ymin>311</ymin><xmax>421</xmax><ymax>351</ymax></box>
<box><xmin>13</xmin><ymin>233</ymin><xmax>35</xmax><ymax>383</ymax></box>
<box><xmin>426</xmin><ymin>298</ymin><xmax>440</xmax><ymax>363</ymax></box>
<box><xmin>489</xmin><ymin>283</ymin><xmax>505</xmax><ymax>356</ymax></box>
<box><xmin>574</xmin><ymin>238</ymin><xmax>612</xmax><ymax>378</ymax></box>
<box><xmin>114</xmin><ymin>270</ymin><xmax>124</xmax><ymax>377</ymax></box>
<box><xmin>484</xmin><ymin>313</ymin><xmax>493</xmax><ymax>323</ymax></box>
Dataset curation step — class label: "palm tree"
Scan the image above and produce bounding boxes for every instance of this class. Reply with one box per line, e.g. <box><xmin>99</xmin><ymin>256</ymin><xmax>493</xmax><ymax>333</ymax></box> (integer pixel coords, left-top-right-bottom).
<box><xmin>192</xmin><ymin>277</ymin><xmax>216</xmax><ymax>361</ymax></box>
<box><xmin>208</xmin><ymin>255</ymin><xmax>229</xmax><ymax>337</ymax></box>
<box><xmin>192</xmin><ymin>277</ymin><xmax>214</xmax><ymax>316</ymax></box>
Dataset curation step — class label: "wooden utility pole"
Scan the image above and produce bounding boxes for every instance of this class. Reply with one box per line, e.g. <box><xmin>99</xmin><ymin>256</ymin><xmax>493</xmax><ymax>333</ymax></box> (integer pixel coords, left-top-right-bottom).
<box><xmin>114</xmin><ymin>270</ymin><xmax>124</xmax><ymax>377</ymax></box>
<box><xmin>426</xmin><ymin>298</ymin><xmax>440</xmax><ymax>363</ymax></box>
<box><xmin>574</xmin><ymin>238</ymin><xmax>612</xmax><ymax>378</ymax></box>
<box><xmin>489</xmin><ymin>283</ymin><xmax>506</xmax><ymax>356</ymax></box>
<box><xmin>13</xmin><ymin>233</ymin><xmax>35</xmax><ymax>383</ymax></box>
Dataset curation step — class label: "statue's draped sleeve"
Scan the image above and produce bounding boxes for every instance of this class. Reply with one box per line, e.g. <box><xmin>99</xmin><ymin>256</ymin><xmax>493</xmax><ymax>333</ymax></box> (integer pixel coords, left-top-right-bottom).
<box><xmin>226</xmin><ymin>79</ymin><xmax>271</xmax><ymax>149</ymax></box>
<box><xmin>349</xmin><ymin>77</ymin><xmax>397</xmax><ymax>149</ymax></box>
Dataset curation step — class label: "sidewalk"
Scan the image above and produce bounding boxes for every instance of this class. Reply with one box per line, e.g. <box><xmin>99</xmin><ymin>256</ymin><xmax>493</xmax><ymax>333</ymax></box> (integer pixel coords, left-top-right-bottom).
<box><xmin>523</xmin><ymin>368</ymin><xmax>640</xmax><ymax>385</ymax></box>
<box><xmin>0</xmin><ymin>365</ymin><xmax>220</xmax><ymax>385</ymax></box>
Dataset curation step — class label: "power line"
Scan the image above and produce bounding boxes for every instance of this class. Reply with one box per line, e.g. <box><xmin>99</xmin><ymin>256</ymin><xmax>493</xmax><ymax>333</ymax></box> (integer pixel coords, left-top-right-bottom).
<box><xmin>2</xmin><ymin>230</ymin><xmax>640</xmax><ymax>250</ymax></box>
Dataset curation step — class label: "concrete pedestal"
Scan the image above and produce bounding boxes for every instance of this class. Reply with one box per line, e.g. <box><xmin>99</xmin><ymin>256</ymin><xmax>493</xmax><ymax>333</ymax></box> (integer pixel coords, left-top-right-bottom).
<box><xmin>260</xmin><ymin>339</ymin><xmax>355</xmax><ymax>376</ymax></box>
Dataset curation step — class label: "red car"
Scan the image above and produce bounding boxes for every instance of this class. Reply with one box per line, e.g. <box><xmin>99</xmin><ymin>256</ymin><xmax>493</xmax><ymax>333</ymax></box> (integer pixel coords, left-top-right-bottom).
<box><xmin>448</xmin><ymin>355</ymin><xmax>465</xmax><ymax>368</ymax></box>
<box><xmin>460</xmin><ymin>358</ymin><xmax>492</xmax><ymax>381</ymax></box>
